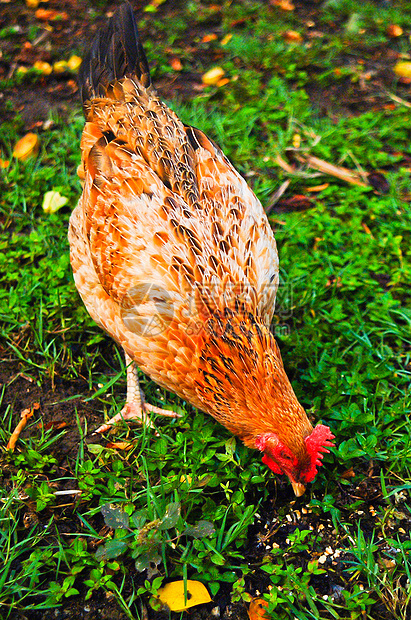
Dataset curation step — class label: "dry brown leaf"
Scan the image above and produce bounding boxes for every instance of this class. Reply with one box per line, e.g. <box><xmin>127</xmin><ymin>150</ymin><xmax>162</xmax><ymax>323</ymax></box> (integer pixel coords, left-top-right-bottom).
<box><xmin>202</xmin><ymin>34</ymin><xmax>218</xmax><ymax>43</ymax></box>
<box><xmin>249</xmin><ymin>598</ymin><xmax>270</xmax><ymax>620</ymax></box>
<box><xmin>379</xmin><ymin>558</ymin><xmax>396</xmax><ymax>570</ymax></box>
<box><xmin>13</xmin><ymin>133</ymin><xmax>40</xmax><ymax>161</ymax></box>
<box><xmin>170</xmin><ymin>57</ymin><xmax>182</xmax><ymax>71</ymax></box>
<box><xmin>283</xmin><ymin>30</ymin><xmax>303</xmax><ymax>43</ymax></box>
<box><xmin>276</xmin><ymin>194</ymin><xmax>313</xmax><ymax>210</ymax></box>
<box><xmin>106</xmin><ymin>441</ymin><xmax>136</xmax><ymax>450</ymax></box>
<box><xmin>157</xmin><ymin>580</ymin><xmax>211</xmax><ymax>612</ymax></box>
<box><xmin>41</xmin><ymin>420</ymin><xmax>68</xmax><ymax>431</ymax></box>
<box><xmin>340</xmin><ymin>467</ymin><xmax>356</xmax><ymax>479</ymax></box>
<box><xmin>35</xmin><ymin>8</ymin><xmax>68</xmax><ymax>21</ymax></box>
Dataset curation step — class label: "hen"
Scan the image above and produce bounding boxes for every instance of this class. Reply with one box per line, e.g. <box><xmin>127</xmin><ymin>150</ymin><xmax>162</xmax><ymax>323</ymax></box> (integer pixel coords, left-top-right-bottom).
<box><xmin>69</xmin><ymin>3</ymin><xmax>335</xmax><ymax>496</ymax></box>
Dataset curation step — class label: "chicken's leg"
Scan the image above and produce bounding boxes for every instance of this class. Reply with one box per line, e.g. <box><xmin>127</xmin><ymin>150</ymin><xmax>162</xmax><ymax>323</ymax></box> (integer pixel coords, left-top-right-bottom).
<box><xmin>93</xmin><ymin>353</ymin><xmax>180</xmax><ymax>434</ymax></box>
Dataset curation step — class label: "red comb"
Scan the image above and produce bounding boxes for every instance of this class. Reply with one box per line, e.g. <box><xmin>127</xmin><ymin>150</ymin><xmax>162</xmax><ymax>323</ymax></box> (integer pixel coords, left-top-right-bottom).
<box><xmin>304</xmin><ymin>424</ymin><xmax>335</xmax><ymax>483</ymax></box>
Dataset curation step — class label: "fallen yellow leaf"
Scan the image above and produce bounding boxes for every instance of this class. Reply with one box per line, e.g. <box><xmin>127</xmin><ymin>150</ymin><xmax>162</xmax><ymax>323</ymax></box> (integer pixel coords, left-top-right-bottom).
<box><xmin>67</xmin><ymin>55</ymin><xmax>82</xmax><ymax>71</ymax></box>
<box><xmin>157</xmin><ymin>580</ymin><xmax>211</xmax><ymax>612</ymax></box>
<box><xmin>394</xmin><ymin>61</ymin><xmax>411</xmax><ymax>79</ymax></box>
<box><xmin>42</xmin><ymin>190</ymin><xmax>69</xmax><ymax>214</ymax></box>
<box><xmin>202</xmin><ymin>33</ymin><xmax>218</xmax><ymax>43</ymax></box>
<box><xmin>221</xmin><ymin>33</ymin><xmax>233</xmax><ymax>45</ymax></box>
<box><xmin>13</xmin><ymin>133</ymin><xmax>40</xmax><ymax>161</ymax></box>
<box><xmin>53</xmin><ymin>60</ymin><xmax>68</xmax><ymax>73</ymax></box>
<box><xmin>217</xmin><ymin>77</ymin><xmax>230</xmax><ymax>87</ymax></box>
<box><xmin>271</xmin><ymin>0</ymin><xmax>295</xmax><ymax>10</ymax></box>
<box><xmin>202</xmin><ymin>67</ymin><xmax>225</xmax><ymax>85</ymax></box>
<box><xmin>179</xmin><ymin>474</ymin><xmax>192</xmax><ymax>484</ymax></box>
<box><xmin>249</xmin><ymin>598</ymin><xmax>270</xmax><ymax>620</ymax></box>
<box><xmin>34</xmin><ymin>60</ymin><xmax>53</xmax><ymax>75</ymax></box>
<box><xmin>292</xmin><ymin>133</ymin><xmax>301</xmax><ymax>148</ymax></box>
<box><xmin>387</xmin><ymin>24</ymin><xmax>403</xmax><ymax>37</ymax></box>
<box><xmin>143</xmin><ymin>0</ymin><xmax>166</xmax><ymax>13</ymax></box>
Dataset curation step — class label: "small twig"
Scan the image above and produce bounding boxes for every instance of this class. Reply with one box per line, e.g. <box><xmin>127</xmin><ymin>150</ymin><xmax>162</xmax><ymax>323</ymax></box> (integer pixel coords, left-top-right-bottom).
<box><xmin>275</xmin><ymin>153</ymin><xmax>321</xmax><ymax>178</ymax></box>
<box><xmin>295</xmin><ymin>153</ymin><xmax>368</xmax><ymax>187</ymax></box>
<box><xmin>275</xmin><ymin>154</ymin><xmax>295</xmax><ymax>174</ymax></box>
<box><xmin>6</xmin><ymin>403</ymin><xmax>39</xmax><ymax>451</ymax></box>
<box><xmin>385</xmin><ymin>91</ymin><xmax>411</xmax><ymax>109</ymax></box>
<box><xmin>32</xmin><ymin>28</ymin><xmax>50</xmax><ymax>47</ymax></box>
<box><xmin>265</xmin><ymin>180</ymin><xmax>290</xmax><ymax>214</ymax></box>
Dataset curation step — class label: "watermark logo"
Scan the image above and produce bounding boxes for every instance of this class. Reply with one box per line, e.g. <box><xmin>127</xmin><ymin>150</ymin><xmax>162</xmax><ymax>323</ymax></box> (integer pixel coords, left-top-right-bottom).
<box><xmin>120</xmin><ymin>278</ymin><xmax>294</xmax><ymax>338</ymax></box>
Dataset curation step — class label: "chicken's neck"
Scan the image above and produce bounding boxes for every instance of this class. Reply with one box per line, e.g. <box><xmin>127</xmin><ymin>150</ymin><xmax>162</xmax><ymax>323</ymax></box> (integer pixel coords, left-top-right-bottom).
<box><xmin>193</xmin><ymin>309</ymin><xmax>313</xmax><ymax>458</ymax></box>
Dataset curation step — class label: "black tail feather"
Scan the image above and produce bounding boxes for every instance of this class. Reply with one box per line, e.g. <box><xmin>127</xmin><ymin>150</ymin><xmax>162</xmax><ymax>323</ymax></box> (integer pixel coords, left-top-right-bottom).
<box><xmin>79</xmin><ymin>2</ymin><xmax>151</xmax><ymax>105</ymax></box>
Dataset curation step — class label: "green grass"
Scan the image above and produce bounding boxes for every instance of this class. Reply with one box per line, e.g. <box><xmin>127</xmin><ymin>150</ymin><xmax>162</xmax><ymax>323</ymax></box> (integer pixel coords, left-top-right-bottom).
<box><xmin>1</xmin><ymin>0</ymin><xmax>411</xmax><ymax>618</ymax></box>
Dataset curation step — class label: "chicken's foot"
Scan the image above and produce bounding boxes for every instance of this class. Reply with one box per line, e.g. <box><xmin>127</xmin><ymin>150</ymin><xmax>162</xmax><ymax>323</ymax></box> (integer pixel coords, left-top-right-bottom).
<box><xmin>93</xmin><ymin>353</ymin><xmax>180</xmax><ymax>434</ymax></box>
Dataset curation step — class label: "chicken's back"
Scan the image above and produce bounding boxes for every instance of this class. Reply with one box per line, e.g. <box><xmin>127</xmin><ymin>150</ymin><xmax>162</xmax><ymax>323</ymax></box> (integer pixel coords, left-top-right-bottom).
<box><xmin>69</xmin><ymin>3</ymin><xmax>279</xmax><ymax>407</ymax></box>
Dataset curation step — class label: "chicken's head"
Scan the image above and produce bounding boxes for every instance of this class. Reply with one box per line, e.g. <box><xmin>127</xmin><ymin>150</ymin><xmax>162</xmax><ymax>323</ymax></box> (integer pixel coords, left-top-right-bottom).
<box><xmin>256</xmin><ymin>424</ymin><xmax>335</xmax><ymax>496</ymax></box>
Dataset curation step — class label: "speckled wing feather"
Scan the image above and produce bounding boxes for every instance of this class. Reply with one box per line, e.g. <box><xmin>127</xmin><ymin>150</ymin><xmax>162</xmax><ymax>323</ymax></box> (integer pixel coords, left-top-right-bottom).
<box><xmin>70</xmin><ymin>69</ymin><xmax>279</xmax><ymax>407</ymax></box>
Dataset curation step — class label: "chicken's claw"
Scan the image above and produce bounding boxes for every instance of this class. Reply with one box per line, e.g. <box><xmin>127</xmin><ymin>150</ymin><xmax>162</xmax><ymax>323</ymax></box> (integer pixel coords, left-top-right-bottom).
<box><xmin>93</xmin><ymin>400</ymin><xmax>180</xmax><ymax>435</ymax></box>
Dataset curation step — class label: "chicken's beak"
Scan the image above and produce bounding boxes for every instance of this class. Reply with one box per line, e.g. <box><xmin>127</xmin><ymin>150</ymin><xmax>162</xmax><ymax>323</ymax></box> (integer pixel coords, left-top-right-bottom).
<box><xmin>291</xmin><ymin>481</ymin><xmax>306</xmax><ymax>497</ymax></box>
